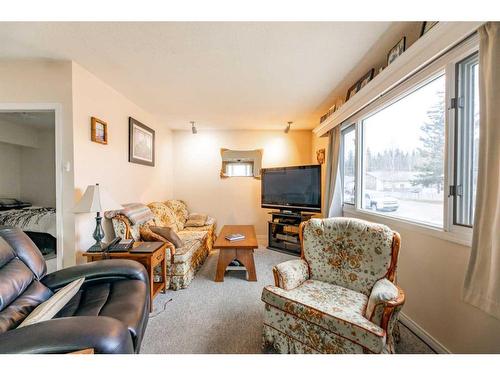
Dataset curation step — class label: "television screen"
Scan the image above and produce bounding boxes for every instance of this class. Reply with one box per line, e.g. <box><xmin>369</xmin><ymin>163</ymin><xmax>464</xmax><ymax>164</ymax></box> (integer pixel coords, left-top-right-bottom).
<box><xmin>261</xmin><ymin>165</ymin><xmax>321</xmax><ymax>212</ymax></box>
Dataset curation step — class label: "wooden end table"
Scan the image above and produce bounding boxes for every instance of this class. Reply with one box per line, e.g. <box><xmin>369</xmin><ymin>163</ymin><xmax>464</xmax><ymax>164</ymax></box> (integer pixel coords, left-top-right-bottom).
<box><xmin>213</xmin><ymin>225</ymin><xmax>258</xmax><ymax>282</ymax></box>
<box><xmin>82</xmin><ymin>242</ymin><xmax>167</xmax><ymax>312</ymax></box>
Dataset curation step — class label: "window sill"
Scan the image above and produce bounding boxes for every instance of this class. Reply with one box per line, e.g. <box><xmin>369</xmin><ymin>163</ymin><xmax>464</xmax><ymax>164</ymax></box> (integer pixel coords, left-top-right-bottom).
<box><xmin>342</xmin><ymin>205</ymin><xmax>472</xmax><ymax>247</ymax></box>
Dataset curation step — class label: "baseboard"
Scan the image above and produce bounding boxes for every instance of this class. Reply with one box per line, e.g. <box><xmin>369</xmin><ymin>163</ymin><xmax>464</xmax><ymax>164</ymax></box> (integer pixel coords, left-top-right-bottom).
<box><xmin>399</xmin><ymin>312</ymin><xmax>451</xmax><ymax>354</ymax></box>
<box><xmin>256</xmin><ymin>234</ymin><xmax>267</xmax><ymax>246</ymax></box>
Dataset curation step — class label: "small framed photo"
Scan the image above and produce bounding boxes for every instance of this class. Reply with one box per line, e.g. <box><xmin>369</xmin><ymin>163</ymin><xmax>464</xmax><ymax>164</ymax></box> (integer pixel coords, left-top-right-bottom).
<box><xmin>91</xmin><ymin>117</ymin><xmax>108</xmax><ymax>145</ymax></box>
<box><xmin>358</xmin><ymin>68</ymin><xmax>375</xmax><ymax>90</ymax></box>
<box><xmin>129</xmin><ymin>117</ymin><xmax>155</xmax><ymax>167</ymax></box>
<box><xmin>420</xmin><ymin>22</ymin><xmax>438</xmax><ymax>37</ymax></box>
<box><xmin>387</xmin><ymin>37</ymin><xmax>406</xmax><ymax>66</ymax></box>
<box><xmin>346</xmin><ymin>82</ymin><xmax>359</xmax><ymax>102</ymax></box>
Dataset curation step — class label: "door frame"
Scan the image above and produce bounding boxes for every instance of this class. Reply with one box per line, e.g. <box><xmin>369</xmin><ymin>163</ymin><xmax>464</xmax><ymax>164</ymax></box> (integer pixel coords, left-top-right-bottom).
<box><xmin>0</xmin><ymin>103</ymin><xmax>64</xmax><ymax>270</ymax></box>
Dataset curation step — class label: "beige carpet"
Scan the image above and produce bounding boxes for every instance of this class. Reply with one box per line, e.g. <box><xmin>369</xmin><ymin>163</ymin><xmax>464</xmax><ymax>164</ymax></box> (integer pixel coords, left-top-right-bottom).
<box><xmin>141</xmin><ymin>246</ymin><xmax>433</xmax><ymax>354</ymax></box>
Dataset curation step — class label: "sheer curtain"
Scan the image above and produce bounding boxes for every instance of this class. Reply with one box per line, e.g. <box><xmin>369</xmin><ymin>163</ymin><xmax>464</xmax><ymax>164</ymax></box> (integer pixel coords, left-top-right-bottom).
<box><xmin>323</xmin><ymin>126</ymin><xmax>342</xmax><ymax>217</ymax></box>
<box><xmin>463</xmin><ymin>22</ymin><xmax>500</xmax><ymax>319</ymax></box>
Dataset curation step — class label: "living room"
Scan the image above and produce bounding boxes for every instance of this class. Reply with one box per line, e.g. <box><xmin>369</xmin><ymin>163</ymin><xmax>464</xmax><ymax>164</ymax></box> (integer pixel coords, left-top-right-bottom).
<box><xmin>1</xmin><ymin>1</ymin><xmax>499</xmax><ymax>373</ymax></box>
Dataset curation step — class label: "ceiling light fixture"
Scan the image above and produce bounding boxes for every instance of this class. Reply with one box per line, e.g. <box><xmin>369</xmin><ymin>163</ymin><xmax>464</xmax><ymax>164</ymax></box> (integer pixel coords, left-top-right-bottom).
<box><xmin>190</xmin><ymin>121</ymin><xmax>197</xmax><ymax>134</ymax></box>
<box><xmin>284</xmin><ymin>121</ymin><xmax>292</xmax><ymax>134</ymax></box>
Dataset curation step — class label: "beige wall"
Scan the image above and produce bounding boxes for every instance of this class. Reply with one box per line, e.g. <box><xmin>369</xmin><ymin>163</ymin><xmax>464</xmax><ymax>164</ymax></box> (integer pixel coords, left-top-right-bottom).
<box><xmin>0</xmin><ymin>142</ymin><xmax>22</xmax><ymax>199</ymax></box>
<box><xmin>0</xmin><ymin>60</ymin><xmax>75</xmax><ymax>267</ymax></box>
<box><xmin>172</xmin><ymin>130</ymin><xmax>312</xmax><ymax>237</ymax></box>
<box><xmin>71</xmin><ymin>62</ymin><xmax>174</xmax><ymax>259</ymax></box>
<box><xmin>345</xmin><ymin>210</ymin><xmax>500</xmax><ymax>353</ymax></box>
<box><xmin>20</xmin><ymin>128</ymin><xmax>56</xmax><ymax>207</ymax></box>
<box><xmin>311</xmin><ymin>133</ymin><xmax>329</xmax><ymax>216</ymax></box>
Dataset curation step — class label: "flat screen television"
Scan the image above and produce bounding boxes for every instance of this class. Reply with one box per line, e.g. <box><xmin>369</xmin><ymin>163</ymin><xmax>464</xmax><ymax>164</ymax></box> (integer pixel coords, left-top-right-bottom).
<box><xmin>261</xmin><ymin>165</ymin><xmax>321</xmax><ymax>213</ymax></box>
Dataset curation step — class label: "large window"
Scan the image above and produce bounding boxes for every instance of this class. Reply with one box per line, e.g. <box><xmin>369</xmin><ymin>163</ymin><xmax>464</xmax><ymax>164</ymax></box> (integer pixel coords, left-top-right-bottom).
<box><xmin>341</xmin><ymin>126</ymin><xmax>356</xmax><ymax>205</ymax></box>
<box><xmin>338</xmin><ymin>37</ymin><xmax>480</xmax><ymax>240</ymax></box>
<box><xmin>361</xmin><ymin>75</ymin><xmax>446</xmax><ymax>227</ymax></box>
<box><xmin>454</xmin><ymin>52</ymin><xmax>480</xmax><ymax>227</ymax></box>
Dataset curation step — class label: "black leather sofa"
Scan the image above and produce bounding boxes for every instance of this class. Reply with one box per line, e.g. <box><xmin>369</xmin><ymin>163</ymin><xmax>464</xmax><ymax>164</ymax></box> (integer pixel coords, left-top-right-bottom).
<box><xmin>0</xmin><ymin>226</ymin><xmax>149</xmax><ymax>354</ymax></box>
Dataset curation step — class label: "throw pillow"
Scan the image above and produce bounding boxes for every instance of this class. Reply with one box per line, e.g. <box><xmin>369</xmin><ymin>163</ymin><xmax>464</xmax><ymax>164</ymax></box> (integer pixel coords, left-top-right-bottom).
<box><xmin>185</xmin><ymin>213</ymin><xmax>208</xmax><ymax>227</ymax></box>
<box><xmin>17</xmin><ymin>277</ymin><xmax>85</xmax><ymax>328</ymax></box>
<box><xmin>150</xmin><ymin>226</ymin><xmax>184</xmax><ymax>248</ymax></box>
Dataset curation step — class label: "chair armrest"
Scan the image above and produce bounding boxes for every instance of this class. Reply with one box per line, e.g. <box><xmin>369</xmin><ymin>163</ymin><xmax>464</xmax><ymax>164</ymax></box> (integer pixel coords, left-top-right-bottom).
<box><xmin>273</xmin><ymin>259</ymin><xmax>309</xmax><ymax>290</ymax></box>
<box><xmin>41</xmin><ymin>259</ymin><xmax>148</xmax><ymax>291</ymax></box>
<box><xmin>0</xmin><ymin>316</ymin><xmax>134</xmax><ymax>354</ymax></box>
<box><xmin>366</xmin><ymin>278</ymin><xmax>405</xmax><ymax>330</ymax></box>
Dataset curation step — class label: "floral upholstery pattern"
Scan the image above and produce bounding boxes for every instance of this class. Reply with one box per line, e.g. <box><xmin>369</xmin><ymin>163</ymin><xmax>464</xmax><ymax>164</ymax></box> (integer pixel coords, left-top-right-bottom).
<box><xmin>262</xmin><ymin>217</ymin><xmax>404</xmax><ymax>354</ymax></box>
<box><xmin>365</xmin><ymin>278</ymin><xmax>399</xmax><ymax>322</ymax></box>
<box><xmin>110</xmin><ymin>200</ymin><xmax>216</xmax><ymax>290</ymax></box>
<box><xmin>262</xmin><ymin>281</ymin><xmax>386</xmax><ymax>353</ymax></box>
<box><xmin>263</xmin><ymin>305</ymin><xmax>364</xmax><ymax>354</ymax></box>
<box><xmin>164</xmin><ymin>200</ymin><xmax>189</xmax><ymax>231</ymax></box>
<box><xmin>302</xmin><ymin>218</ymin><xmax>394</xmax><ymax>295</ymax></box>
<box><xmin>273</xmin><ymin>259</ymin><xmax>310</xmax><ymax>290</ymax></box>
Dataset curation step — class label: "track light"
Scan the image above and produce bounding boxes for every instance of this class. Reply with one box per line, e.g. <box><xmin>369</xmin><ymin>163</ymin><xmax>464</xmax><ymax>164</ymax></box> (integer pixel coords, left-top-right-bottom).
<box><xmin>190</xmin><ymin>121</ymin><xmax>197</xmax><ymax>134</ymax></box>
<box><xmin>284</xmin><ymin>121</ymin><xmax>292</xmax><ymax>134</ymax></box>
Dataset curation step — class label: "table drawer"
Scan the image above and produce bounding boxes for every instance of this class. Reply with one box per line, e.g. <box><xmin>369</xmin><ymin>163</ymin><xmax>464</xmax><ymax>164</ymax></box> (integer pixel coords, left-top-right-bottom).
<box><xmin>151</xmin><ymin>249</ymin><xmax>164</xmax><ymax>265</ymax></box>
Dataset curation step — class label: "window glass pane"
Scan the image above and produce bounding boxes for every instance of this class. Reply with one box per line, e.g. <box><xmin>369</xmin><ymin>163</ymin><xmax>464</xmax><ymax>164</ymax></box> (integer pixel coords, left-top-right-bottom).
<box><xmin>455</xmin><ymin>53</ymin><xmax>480</xmax><ymax>226</ymax></box>
<box><xmin>342</xmin><ymin>127</ymin><xmax>356</xmax><ymax>204</ymax></box>
<box><xmin>225</xmin><ymin>161</ymin><xmax>253</xmax><ymax>177</ymax></box>
<box><xmin>361</xmin><ymin>75</ymin><xmax>446</xmax><ymax>227</ymax></box>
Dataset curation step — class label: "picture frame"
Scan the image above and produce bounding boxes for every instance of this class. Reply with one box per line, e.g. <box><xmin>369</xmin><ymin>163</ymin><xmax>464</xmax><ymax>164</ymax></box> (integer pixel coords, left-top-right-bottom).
<box><xmin>128</xmin><ymin>117</ymin><xmax>155</xmax><ymax>167</ymax></box>
<box><xmin>387</xmin><ymin>37</ymin><xmax>406</xmax><ymax>66</ymax></box>
<box><xmin>345</xmin><ymin>68</ymin><xmax>374</xmax><ymax>102</ymax></box>
<box><xmin>316</xmin><ymin>148</ymin><xmax>325</xmax><ymax>165</ymax></box>
<box><xmin>91</xmin><ymin>117</ymin><xmax>108</xmax><ymax>145</ymax></box>
<box><xmin>357</xmin><ymin>68</ymin><xmax>375</xmax><ymax>90</ymax></box>
<box><xmin>420</xmin><ymin>21</ymin><xmax>438</xmax><ymax>37</ymax></box>
<box><xmin>346</xmin><ymin>81</ymin><xmax>359</xmax><ymax>102</ymax></box>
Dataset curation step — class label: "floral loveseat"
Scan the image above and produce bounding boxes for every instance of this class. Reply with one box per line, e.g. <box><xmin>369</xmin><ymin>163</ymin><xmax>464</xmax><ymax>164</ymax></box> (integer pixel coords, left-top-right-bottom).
<box><xmin>261</xmin><ymin>217</ymin><xmax>404</xmax><ymax>354</ymax></box>
<box><xmin>111</xmin><ymin>200</ymin><xmax>216</xmax><ymax>290</ymax></box>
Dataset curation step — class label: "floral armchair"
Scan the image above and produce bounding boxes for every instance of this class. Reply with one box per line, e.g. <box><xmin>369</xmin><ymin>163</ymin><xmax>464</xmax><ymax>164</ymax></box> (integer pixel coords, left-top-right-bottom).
<box><xmin>261</xmin><ymin>217</ymin><xmax>404</xmax><ymax>354</ymax></box>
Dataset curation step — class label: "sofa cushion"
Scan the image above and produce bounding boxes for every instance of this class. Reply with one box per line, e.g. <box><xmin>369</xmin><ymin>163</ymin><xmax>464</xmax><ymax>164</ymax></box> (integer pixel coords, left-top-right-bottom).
<box><xmin>165</xmin><ymin>200</ymin><xmax>189</xmax><ymax>231</ymax></box>
<box><xmin>147</xmin><ymin>202</ymin><xmax>178</xmax><ymax>229</ymax></box>
<box><xmin>150</xmin><ymin>226</ymin><xmax>184</xmax><ymax>249</ymax></box>
<box><xmin>185</xmin><ymin>213</ymin><xmax>208</xmax><ymax>227</ymax></box>
<box><xmin>18</xmin><ymin>277</ymin><xmax>84</xmax><ymax>328</ymax></box>
<box><xmin>261</xmin><ymin>280</ymin><xmax>386</xmax><ymax>353</ymax></box>
<box><xmin>174</xmin><ymin>231</ymin><xmax>207</xmax><ymax>264</ymax></box>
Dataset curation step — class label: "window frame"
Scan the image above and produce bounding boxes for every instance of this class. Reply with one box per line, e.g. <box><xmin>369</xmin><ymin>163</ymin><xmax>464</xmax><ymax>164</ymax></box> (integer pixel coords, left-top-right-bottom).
<box><xmin>452</xmin><ymin>52</ymin><xmax>480</xmax><ymax>228</ymax></box>
<box><xmin>339</xmin><ymin>34</ymin><xmax>479</xmax><ymax>246</ymax></box>
<box><xmin>340</xmin><ymin>124</ymin><xmax>356</xmax><ymax>206</ymax></box>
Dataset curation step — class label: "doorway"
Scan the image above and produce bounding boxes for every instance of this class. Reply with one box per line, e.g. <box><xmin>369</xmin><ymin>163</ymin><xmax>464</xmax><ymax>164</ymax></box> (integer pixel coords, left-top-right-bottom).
<box><xmin>0</xmin><ymin>104</ymin><xmax>63</xmax><ymax>271</ymax></box>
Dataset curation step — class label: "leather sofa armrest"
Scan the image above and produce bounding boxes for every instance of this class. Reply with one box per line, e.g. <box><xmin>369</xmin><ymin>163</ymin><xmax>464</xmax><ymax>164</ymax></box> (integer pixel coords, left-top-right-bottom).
<box><xmin>41</xmin><ymin>259</ymin><xmax>148</xmax><ymax>291</ymax></box>
<box><xmin>0</xmin><ymin>316</ymin><xmax>134</xmax><ymax>354</ymax></box>
<box><xmin>273</xmin><ymin>259</ymin><xmax>310</xmax><ymax>290</ymax></box>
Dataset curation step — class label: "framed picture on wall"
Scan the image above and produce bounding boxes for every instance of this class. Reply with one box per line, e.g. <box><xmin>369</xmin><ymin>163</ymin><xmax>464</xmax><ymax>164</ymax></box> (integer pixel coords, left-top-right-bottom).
<box><xmin>420</xmin><ymin>21</ymin><xmax>438</xmax><ymax>37</ymax></box>
<box><xmin>91</xmin><ymin>117</ymin><xmax>108</xmax><ymax>145</ymax></box>
<box><xmin>387</xmin><ymin>37</ymin><xmax>406</xmax><ymax>66</ymax></box>
<box><xmin>128</xmin><ymin>117</ymin><xmax>155</xmax><ymax>167</ymax></box>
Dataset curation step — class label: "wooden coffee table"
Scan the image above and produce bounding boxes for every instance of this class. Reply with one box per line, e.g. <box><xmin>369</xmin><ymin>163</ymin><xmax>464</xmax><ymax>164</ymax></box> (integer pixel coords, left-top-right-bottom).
<box><xmin>213</xmin><ymin>225</ymin><xmax>258</xmax><ymax>282</ymax></box>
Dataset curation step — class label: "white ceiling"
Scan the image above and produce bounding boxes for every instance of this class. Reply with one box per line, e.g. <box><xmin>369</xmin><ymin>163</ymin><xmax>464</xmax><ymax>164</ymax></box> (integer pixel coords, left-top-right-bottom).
<box><xmin>0</xmin><ymin>111</ymin><xmax>55</xmax><ymax>130</ymax></box>
<box><xmin>0</xmin><ymin>22</ymin><xmax>393</xmax><ymax>130</ymax></box>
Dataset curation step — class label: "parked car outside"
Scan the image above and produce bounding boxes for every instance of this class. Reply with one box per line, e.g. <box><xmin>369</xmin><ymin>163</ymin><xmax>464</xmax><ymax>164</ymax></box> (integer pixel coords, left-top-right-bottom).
<box><xmin>363</xmin><ymin>190</ymin><xmax>399</xmax><ymax>212</ymax></box>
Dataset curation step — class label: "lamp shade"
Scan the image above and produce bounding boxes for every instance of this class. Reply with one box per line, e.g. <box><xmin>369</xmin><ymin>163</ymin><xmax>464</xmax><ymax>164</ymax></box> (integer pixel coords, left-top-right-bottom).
<box><xmin>73</xmin><ymin>184</ymin><xmax>123</xmax><ymax>213</ymax></box>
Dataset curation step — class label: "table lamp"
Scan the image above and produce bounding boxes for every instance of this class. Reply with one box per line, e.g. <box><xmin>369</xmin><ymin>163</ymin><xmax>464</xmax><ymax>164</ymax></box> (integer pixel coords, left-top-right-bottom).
<box><xmin>74</xmin><ymin>183</ymin><xmax>123</xmax><ymax>250</ymax></box>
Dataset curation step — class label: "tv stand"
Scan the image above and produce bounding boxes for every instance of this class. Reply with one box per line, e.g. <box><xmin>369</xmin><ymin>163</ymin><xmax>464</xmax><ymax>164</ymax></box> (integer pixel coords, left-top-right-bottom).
<box><xmin>267</xmin><ymin>211</ymin><xmax>314</xmax><ymax>256</ymax></box>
